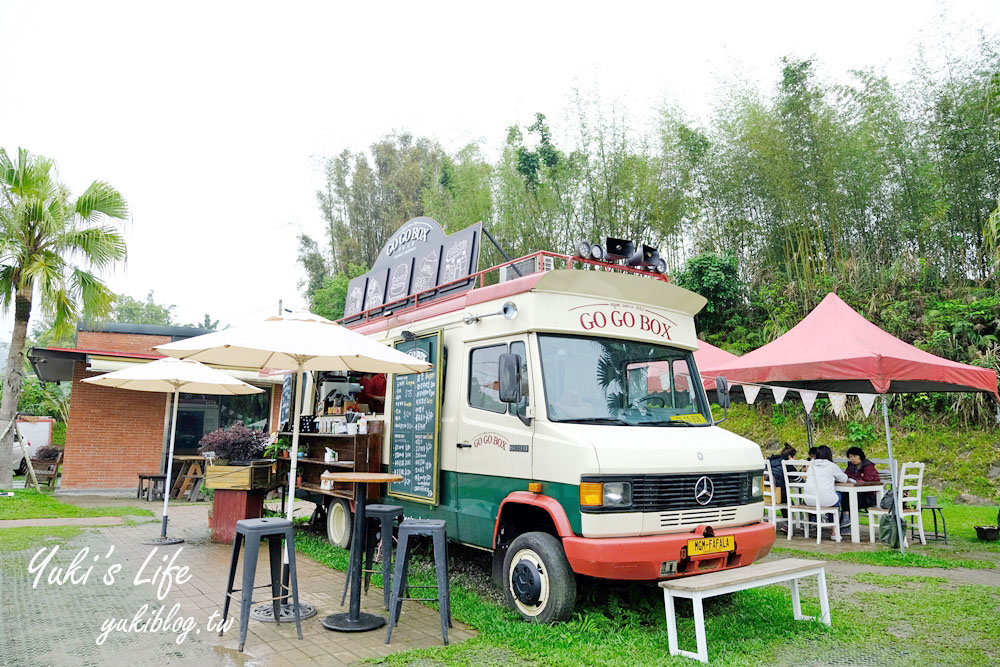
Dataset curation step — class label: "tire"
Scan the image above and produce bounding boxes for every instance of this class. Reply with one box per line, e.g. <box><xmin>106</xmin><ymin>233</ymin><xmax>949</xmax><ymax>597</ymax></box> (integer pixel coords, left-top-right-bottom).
<box><xmin>326</xmin><ymin>497</ymin><xmax>353</xmax><ymax>548</ymax></box>
<box><xmin>502</xmin><ymin>531</ymin><xmax>576</xmax><ymax>623</ymax></box>
<box><xmin>15</xmin><ymin>456</ymin><xmax>27</xmax><ymax>476</ymax></box>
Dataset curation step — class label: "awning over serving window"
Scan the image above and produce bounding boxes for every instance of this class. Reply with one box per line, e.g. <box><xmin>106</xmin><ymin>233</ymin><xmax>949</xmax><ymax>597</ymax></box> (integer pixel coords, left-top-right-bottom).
<box><xmin>707</xmin><ymin>292</ymin><xmax>999</xmax><ymax>400</ymax></box>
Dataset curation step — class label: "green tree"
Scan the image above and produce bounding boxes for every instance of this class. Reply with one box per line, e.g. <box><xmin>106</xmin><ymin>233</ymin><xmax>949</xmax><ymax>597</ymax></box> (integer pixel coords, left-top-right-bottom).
<box><xmin>675</xmin><ymin>253</ymin><xmax>744</xmax><ymax>334</ymax></box>
<box><xmin>0</xmin><ymin>148</ymin><xmax>127</xmax><ymax>488</ymax></box>
<box><xmin>310</xmin><ymin>264</ymin><xmax>367</xmax><ymax>320</ymax></box>
<box><xmin>110</xmin><ymin>290</ymin><xmax>173</xmax><ymax>325</ymax></box>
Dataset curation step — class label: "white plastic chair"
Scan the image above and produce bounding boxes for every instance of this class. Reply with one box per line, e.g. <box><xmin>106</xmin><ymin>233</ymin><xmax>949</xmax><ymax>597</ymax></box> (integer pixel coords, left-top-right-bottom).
<box><xmin>762</xmin><ymin>463</ymin><xmax>782</xmax><ymax>526</ymax></box>
<box><xmin>868</xmin><ymin>462</ymin><xmax>925</xmax><ymax>545</ymax></box>
<box><xmin>782</xmin><ymin>459</ymin><xmax>841</xmax><ymax>544</ymax></box>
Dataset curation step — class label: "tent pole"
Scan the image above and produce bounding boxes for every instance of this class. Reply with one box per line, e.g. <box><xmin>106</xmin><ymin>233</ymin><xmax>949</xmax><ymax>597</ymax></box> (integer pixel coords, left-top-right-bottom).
<box><xmin>804</xmin><ymin>410</ymin><xmax>815</xmax><ymax>449</ymax></box>
<box><xmin>882</xmin><ymin>396</ymin><xmax>906</xmax><ymax>554</ymax></box>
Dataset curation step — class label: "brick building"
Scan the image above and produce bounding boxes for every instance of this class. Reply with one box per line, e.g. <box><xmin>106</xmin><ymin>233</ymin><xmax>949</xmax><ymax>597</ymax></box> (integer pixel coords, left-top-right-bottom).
<box><xmin>31</xmin><ymin>323</ymin><xmax>283</xmax><ymax>494</ymax></box>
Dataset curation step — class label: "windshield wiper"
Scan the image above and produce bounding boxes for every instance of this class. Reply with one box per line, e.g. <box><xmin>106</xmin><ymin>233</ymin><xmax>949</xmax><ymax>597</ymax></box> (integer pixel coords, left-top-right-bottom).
<box><xmin>557</xmin><ymin>417</ymin><xmax>632</xmax><ymax>425</ymax></box>
<box><xmin>642</xmin><ymin>420</ymin><xmax>702</xmax><ymax>426</ymax></box>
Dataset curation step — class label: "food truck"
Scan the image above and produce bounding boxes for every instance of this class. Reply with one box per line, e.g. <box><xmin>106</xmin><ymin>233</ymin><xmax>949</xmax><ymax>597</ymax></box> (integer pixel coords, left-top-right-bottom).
<box><xmin>301</xmin><ymin>219</ymin><xmax>775</xmax><ymax>623</ymax></box>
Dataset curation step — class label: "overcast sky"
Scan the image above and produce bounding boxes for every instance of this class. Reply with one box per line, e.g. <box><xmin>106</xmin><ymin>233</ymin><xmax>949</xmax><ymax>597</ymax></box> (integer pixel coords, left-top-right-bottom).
<box><xmin>0</xmin><ymin>0</ymin><xmax>997</xmax><ymax>336</ymax></box>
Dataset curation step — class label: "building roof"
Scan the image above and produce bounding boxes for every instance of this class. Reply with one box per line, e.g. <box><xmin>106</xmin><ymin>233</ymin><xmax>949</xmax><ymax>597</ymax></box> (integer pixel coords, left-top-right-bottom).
<box><xmin>76</xmin><ymin>322</ymin><xmax>215</xmax><ymax>338</ymax></box>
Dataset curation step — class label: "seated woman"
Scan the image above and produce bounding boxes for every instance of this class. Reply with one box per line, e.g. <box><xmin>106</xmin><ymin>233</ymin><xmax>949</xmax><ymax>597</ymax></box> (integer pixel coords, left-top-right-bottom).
<box><xmin>844</xmin><ymin>446</ymin><xmax>880</xmax><ymax>510</ymax></box>
<box><xmin>802</xmin><ymin>445</ymin><xmax>849</xmax><ymax>538</ymax></box>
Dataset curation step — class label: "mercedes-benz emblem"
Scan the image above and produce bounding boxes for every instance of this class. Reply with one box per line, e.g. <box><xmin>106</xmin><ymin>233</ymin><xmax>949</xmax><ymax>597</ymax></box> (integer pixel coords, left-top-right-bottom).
<box><xmin>694</xmin><ymin>476</ymin><xmax>714</xmax><ymax>505</ymax></box>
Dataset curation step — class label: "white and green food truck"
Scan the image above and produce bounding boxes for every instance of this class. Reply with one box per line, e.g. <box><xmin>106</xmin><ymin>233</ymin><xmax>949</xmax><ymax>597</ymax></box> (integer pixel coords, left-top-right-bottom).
<box><xmin>305</xmin><ymin>221</ymin><xmax>775</xmax><ymax>623</ymax></box>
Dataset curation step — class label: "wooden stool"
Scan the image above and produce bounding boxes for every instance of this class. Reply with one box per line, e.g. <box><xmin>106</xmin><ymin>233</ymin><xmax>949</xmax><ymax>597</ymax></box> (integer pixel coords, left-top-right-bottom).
<box><xmin>137</xmin><ymin>473</ymin><xmax>167</xmax><ymax>501</ymax></box>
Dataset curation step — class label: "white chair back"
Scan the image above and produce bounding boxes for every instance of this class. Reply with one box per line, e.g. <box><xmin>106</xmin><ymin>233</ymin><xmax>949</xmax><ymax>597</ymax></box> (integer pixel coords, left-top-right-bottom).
<box><xmin>897</xmin><ymin>462</ymin><xmax>924</xmax><ymax>513</ymax></box>
<box><xmin>762</xmin><ymin>462</ymin><xmax>779</xmax><ymax>523</ymax></box>
<box><xmin>782</xmin><ymin>459</ymin><xmax>817</xmax><ymax>512</ymax></box>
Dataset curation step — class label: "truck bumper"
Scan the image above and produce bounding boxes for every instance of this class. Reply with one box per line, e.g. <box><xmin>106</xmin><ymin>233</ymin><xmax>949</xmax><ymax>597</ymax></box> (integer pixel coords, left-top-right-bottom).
<box><xmin>562</xmin><ymin>521</ymin><xmax>776</xmax><ymax>580</ymax></box>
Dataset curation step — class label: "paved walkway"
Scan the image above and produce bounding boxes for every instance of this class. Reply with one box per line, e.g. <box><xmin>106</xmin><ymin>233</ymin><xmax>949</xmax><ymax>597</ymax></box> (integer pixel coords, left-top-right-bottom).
<box><xmin>0</xmin><ymin>516</ymin><xmax>126</xmax><ymax>528</ymax></box>
<box><xmin>0</xmin><ymin>498</ymin><xmax>474</xmax><ymax>666</ymax></box>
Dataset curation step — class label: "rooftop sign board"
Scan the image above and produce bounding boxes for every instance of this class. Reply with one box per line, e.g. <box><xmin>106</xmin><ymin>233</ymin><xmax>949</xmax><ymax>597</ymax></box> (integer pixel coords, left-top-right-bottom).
<box><xmin>343</xmin><ymin>217</ymin><xmax>481</xmax><ymax>320</ymax></box>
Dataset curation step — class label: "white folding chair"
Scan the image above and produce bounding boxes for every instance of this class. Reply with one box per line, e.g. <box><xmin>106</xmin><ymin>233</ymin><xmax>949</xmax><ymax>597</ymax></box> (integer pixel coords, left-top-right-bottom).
<box><xmin>782</xmin><ymin>459</ymin><xmax>841</xmax><ymax>544</ymax></box>
<box><xmin>762</xmin><ymin>463</ymin><xmax>782</xmax><ymax>526</ymax></box>
<box><xmin>868</xmin><ymin>462</ymin><xmax>925</xmax><ymax>545</ymax></box>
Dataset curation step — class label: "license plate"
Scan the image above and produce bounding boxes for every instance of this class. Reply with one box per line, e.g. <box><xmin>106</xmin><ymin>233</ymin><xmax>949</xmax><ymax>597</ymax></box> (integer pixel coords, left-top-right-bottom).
<box><xmin>687</xmin><ymin>535</ymin><xmax>735</xmax><ymax>556</ymax></box>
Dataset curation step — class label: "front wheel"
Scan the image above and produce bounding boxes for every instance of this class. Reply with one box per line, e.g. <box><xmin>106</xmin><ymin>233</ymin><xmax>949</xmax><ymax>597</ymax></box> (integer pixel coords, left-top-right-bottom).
<box><xmin>326</xmin><ymin>497</ymin><xmax>353</xmax><ymax>548</ymax></box>
<box><xmin>15</xmin><ymin>456</ymin><xmax>27</xmax><ymax>476</ymax></box>
<box><xmin>502</xmin><ymin>531</ymin><xmax>576</xmax><ymax>623</ymax></box>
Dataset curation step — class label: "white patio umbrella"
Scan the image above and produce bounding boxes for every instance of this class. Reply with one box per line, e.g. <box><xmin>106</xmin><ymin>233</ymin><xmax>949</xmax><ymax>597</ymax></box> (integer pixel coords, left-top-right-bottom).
<box><xmin>83</xmin><ymin>357</ymin><xmax>263</xmax><ymax>545</ymax></box>
<box><xmin>155</xmin><ymin>311</ymin><xmax>431</xmax><ymax>619</ymax></box>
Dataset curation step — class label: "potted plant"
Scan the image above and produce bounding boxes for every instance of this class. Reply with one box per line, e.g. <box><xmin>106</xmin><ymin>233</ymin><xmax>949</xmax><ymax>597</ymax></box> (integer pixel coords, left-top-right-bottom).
<box><xmin>263</xmin><ymin>435</ymin><xmax>291</xmax><ymax>460</ymax></box>
<box><xmin>200</xmin><ymin>422</ymin><xmax>271</xmax><ymax>490</ymax></box>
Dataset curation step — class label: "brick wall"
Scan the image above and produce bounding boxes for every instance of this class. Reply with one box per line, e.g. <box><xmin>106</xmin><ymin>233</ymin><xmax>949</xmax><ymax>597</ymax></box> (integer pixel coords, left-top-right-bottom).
<box><xmin>76</xmin><ymin>331</ymin><xmax>171</xmax><ymax>356</ymax></box>
<box><xmin>61</xmin><ymin>362</ymin><xmax>167</xmax><ymax>491</ymax></box>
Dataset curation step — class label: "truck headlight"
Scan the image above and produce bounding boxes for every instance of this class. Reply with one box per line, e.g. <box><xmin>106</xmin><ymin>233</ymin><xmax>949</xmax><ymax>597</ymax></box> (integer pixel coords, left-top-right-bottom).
<box><xmin>751</xmin><ymin>473</ymin><xmax>763</xmax><ymax>499</ymax></box>
<box><xmin>603</xmin><ymin>481</ymin><xmax>632</xmax><ymax>507</ymax></box>
<box><xmin>580</xmin><ymin>481</ymin><xmax>632</xmax><ymax>508</ymax></box>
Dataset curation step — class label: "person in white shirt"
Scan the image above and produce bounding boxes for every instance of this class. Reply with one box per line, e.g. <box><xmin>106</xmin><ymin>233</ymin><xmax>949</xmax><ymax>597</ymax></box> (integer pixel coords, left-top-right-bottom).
<box><xmin>803</xmin><ymin>447</ymin><xmax>849</xmax><ymax>507</ymax></box>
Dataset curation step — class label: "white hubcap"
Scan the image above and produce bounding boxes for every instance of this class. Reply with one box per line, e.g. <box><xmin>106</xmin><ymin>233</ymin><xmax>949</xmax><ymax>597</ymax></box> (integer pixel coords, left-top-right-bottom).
<box><xmin>509</xmin><ymin>548</ymin><xmax>550</xmax><ymax>617</ymax></box>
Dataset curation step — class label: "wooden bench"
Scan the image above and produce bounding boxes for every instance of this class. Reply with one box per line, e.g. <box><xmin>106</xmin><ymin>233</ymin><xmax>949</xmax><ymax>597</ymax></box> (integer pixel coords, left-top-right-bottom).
<box><xmin>32</xmin><ymin>452</ymin><xmax>63</xmax><ymax>490</ymax></box>
<box><xmin>659</xmin><ymin>558</ymin><xmax>830</xmax><ymax>663</ymax></box>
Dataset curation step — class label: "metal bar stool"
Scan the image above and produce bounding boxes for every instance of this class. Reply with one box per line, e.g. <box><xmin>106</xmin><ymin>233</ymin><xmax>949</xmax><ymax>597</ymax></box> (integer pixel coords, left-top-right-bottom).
<box><xmin>385</xmin><ymin>518</ymin><xmax>452</xmax><ymax>646</ymax></box>
<box><xmin>220</xmin><ymin>517</ymin><xmax>303</xmax><ymax>651</ymax></box>
<box><xmin>341</xmin><ymin>503</ymin><xmax>404</xmax><ymax>611</ymax></box>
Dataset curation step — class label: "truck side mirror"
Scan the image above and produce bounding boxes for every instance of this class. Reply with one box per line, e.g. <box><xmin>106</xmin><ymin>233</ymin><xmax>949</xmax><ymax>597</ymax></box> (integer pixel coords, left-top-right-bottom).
<box><xmin>716</xmin><ymin>376</ymin><xmax>730</xmax><ymax>409</ymax></box>
<box><xmin>498</xmin><ymin>352</ymin><xmax>521</xmax><ymax>403</ymax></box>
<box><xmin>713</xmin><ymin>376</ymin><xmax>730</xmax><ymax>425</ymax></box>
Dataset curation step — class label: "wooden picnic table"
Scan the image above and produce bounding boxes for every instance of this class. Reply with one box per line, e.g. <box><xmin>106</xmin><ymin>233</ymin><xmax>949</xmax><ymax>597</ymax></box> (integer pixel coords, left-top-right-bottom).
<box><xmin>170</xmin><ymin>455</ymin><xmax>207</xmax><ymax>501</ymax></box>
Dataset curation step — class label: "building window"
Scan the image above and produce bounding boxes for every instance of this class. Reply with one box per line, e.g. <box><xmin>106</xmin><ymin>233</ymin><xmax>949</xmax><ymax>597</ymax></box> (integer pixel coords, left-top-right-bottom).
<box><xmin>171</xmin><ymin>389</ymin><xmax>271</xmax><ymax>453</ymax></box>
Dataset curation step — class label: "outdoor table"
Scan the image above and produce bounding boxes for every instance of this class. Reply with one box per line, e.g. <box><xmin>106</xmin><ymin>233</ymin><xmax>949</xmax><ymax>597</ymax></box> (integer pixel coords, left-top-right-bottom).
<box><xmin>919</xmin><ymin>504</ymin><xmax>947</xmax><ymax>542</ymax></box>
<box><xmin>169</xmin><ymin>455</ymin><xmax>206</xmax><ymax>500</ymax></box>
<box><xmin>835</xmin><ymin>482</ymin><xmax>884</xmax><ymax>543</ymax></box>
<box><xmin>320</xmin><ymin>472</ymin><xmax>403</xmax><ymax>632</ymax></box>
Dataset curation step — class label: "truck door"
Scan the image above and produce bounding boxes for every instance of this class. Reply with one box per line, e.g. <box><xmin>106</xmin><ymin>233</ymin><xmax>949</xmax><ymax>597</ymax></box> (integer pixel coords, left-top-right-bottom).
<box><xmin>455</xmin><ymin>337</ymin><xmax>533</xmax><ymax>546</ymax></box>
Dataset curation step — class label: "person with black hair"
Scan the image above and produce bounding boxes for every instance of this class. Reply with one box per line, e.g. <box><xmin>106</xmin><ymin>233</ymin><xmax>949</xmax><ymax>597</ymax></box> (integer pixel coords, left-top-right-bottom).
<box><xmin>802</xmin><ymin>445</ymin><xmax>849</xmax><ymax>539</ymax></box>
<box><xmin>807</xmin><ymin>447</ymin><xmax>819</xmax><ymax>460</ymax></box>
<box><xmin>845</xmin><ymin>446</ymin><xmax>880</xmax><ymax>511</ymax></box>
<box><xmin>767</xmin><ymin>444</ymin><xmax>796</xmax><ymax>516</ymax></box>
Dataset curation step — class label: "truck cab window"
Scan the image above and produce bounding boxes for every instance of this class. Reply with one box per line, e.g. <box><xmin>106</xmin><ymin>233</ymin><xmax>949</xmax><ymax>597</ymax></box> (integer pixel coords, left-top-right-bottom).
<box><xmin>468</xmin><ymin>344</ymin><xmax>506</xmax><ymax>413</ymax></box>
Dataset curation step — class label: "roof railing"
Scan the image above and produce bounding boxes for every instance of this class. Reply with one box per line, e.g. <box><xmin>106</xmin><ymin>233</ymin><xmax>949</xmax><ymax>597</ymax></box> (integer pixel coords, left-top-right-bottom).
<box><xmin>339</xmin><ymin>249</ymin><xmax>669</xmax><ymax>327</ymax></box>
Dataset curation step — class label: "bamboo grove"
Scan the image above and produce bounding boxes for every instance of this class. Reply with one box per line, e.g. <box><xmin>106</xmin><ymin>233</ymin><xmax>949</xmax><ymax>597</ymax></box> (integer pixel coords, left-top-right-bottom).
<box><xmin>299</xmin><ymin>46</ymin><xmax>1000</xmax><ymax>422</ymax></box>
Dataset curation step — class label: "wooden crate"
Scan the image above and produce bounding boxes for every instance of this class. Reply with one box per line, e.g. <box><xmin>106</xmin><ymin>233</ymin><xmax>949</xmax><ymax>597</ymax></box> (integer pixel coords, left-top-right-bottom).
<box><xmin>204</xmin><ymin>462</ymin><xmax>271</xmax><ymax>490</ymax></box>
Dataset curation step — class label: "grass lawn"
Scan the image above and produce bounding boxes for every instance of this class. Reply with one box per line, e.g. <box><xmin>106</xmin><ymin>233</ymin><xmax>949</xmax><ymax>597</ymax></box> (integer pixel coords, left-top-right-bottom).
<box><xmin>293</xmin><ymin>530</ymin><xmax>999</xmax><ymax>666</ymax></box>
<box><xmin>293</xmin><ymin>500</ymin><xmax>1000</xmax><ymax>666</ymax></box>
<box><xmin>0</xmin><ymin>490</ymin><xmax>154</xmax><ymax>520</ymax></box>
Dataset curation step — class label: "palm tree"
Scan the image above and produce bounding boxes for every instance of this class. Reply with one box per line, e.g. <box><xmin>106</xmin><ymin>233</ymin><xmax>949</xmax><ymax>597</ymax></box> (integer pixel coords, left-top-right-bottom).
<box><xmin>0</xmin><ymin>148</ymin><xmax>128</xmax><ymax>488</ymax></box>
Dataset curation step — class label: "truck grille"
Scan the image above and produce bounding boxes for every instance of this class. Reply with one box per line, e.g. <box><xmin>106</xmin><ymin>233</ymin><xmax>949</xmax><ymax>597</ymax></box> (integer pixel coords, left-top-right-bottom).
<box><xmin>659</xmin><ymin>507</ymin><xmax>739</xmax><ymax>527</ymax></box>
<box><xmin>632</xmin><ymin>472</ymin><xmax>751</xmax><ymax>512</ymax></box>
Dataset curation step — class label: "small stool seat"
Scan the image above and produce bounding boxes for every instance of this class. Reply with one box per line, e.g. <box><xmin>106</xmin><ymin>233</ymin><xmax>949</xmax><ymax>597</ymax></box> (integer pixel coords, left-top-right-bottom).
<box><xmin>385</xmin><ymin>518</ymin><xmax>451</xmax><ymax>646</ymax></box>
<box><xmin>341</xmin><ymin>504</ymin><xmax>404</xmax><ymax>611</ymax></box>
<box><xmin>137</xmin><ymin>473</ymin><xmax>167</xmax><ymax>501</ymax></box>
<box><xmin>221</xmin><ymin>517</ymin><xmax>303</xmax><ymax>651</ymax></box>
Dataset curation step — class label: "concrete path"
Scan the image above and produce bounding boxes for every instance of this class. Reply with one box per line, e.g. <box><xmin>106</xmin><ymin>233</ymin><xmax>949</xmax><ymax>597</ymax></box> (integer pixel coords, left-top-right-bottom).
<box><xmin>0</xmin><ymin>498</ymin><xmax>474</xmax><ymax>666</ymax></box>
<box><xmin>0</xmin><ymin>516</ymin><xmax>126</xmax><ymax>528</ymax></box>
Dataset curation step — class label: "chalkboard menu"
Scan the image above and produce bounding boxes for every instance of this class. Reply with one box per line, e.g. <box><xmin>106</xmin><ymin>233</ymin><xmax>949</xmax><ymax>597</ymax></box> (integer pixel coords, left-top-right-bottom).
<box><xmin>388</xmin><ymin>332</ymin><xmax>442</xmax><ymax>504</ymax></box>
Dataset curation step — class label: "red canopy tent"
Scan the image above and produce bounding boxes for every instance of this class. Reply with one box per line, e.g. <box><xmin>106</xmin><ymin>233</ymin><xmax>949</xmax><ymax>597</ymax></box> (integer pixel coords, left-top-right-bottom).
<box><xmin>647</xmin><ymin>340</ymin><xmax>739</xmax><ymax>393</ymax></box>
<box><xmin>707</xmin><ymin>293</ymin><xmax>998</xmax><ymax>399</ymax></box>
<box><xmin>707</xmin><ymin>292</ymin><xmax>999</xmax><ymax>552</ymax></box>
<box><xmin>694</xmin><ymin>341</ymin><xmax>740</xmax><ymax>391</ymax></box>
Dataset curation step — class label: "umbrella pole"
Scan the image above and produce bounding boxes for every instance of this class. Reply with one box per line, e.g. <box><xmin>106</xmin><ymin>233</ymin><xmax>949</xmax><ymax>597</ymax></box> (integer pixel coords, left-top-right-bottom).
<box><xmin>253</xmin><ymin>360</ymin><xmax>317</xmax><ymax>622</ymax></box>
<box><xmin>882</xmin><ymin>396</ymin><xmax>906</xmax><ymax>554</ymax></box>
<box><xmin>145</xmin><ymin>388</ymin><xmax>183</xmax><ymax>545</ymax></box>
<box><xmin>287</xmin><ymin>362</ymin><xmax>304</xmax><ymax>524</ymax></box>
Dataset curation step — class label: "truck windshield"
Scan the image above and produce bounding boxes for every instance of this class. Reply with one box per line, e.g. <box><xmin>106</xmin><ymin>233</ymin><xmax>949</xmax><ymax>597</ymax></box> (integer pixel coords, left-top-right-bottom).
<box><xmin>538</xmin><ymin>334</ymin><xmax>711</xmax><ymax>426</ymax></box>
